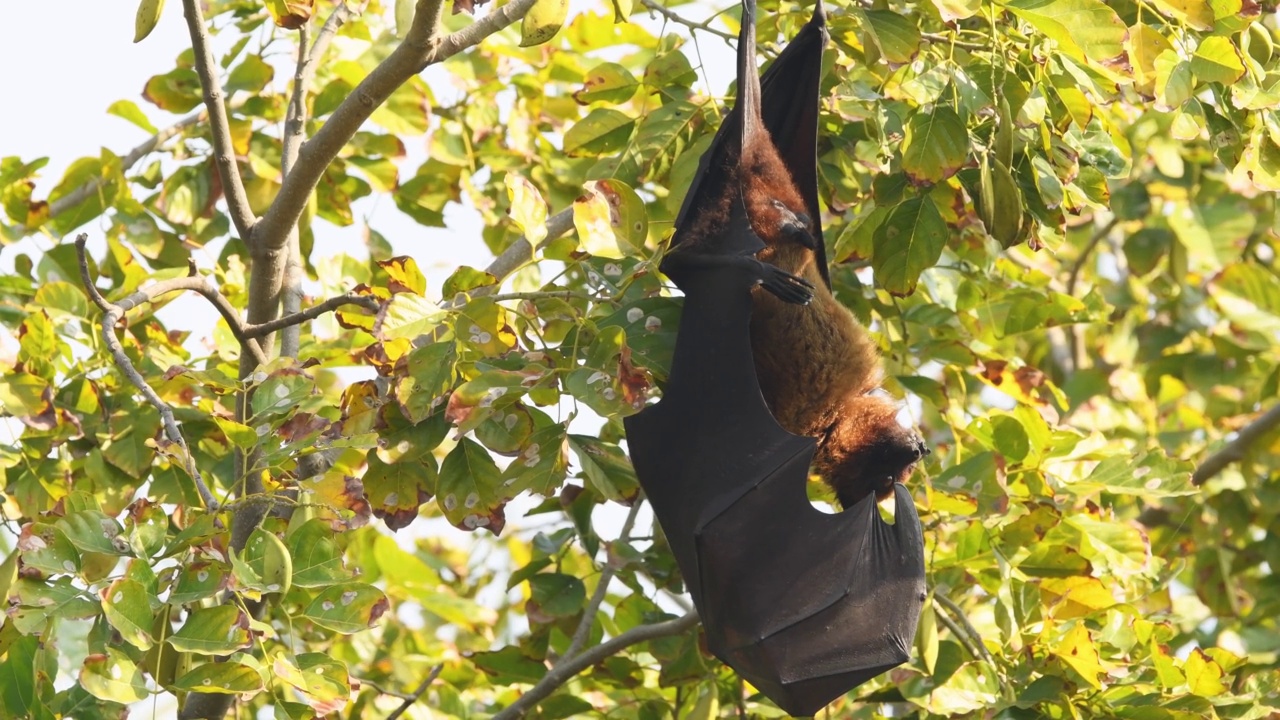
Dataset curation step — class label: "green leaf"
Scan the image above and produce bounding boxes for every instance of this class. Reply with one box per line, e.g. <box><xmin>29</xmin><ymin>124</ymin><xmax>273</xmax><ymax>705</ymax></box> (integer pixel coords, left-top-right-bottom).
<box><xmin>872</xmin><ymin>195</ymin><xmax>949</xmax><ymax>295</ymax></box>
<box><xmin>861</xmin><ymin>10</ymin><xmax>920</xmax><ymax>64</ymax></box>
<box><xmin>274</xmin><ymin>653</ymin><xmax>349</xmax><ymax>713</ymax></box>
<box><xmin>226</xmin><ymin>55</ymin><xmax>275</xmax><ymax>94</ymax></box>
<box><xmin>568</xmin><ymin>435</ymin><xmax>639</xmax><ymax>502</ymax></box>
<box><xmin>575</xmin><ymin>62</ymin><xmax>639</xmax><ymax>105</ymax></box>
<box><xmin>1070</xmin><ymin>451</ymin><xmax>1197</xmax><ymax>498</ymax></box>
<box><xmin>168</xmin><ymin>606</ymin><xmax>253</xmax><ymax>655</ymax></box>
<box><xmin>174</xmin><ymin>661</ymin><xmax>265</xmax><ymax>694</ymax></box>
<box><xmin>170</xmin><ymin>561</ymin><xmax>229</xmax><ymax>605</ymax></box>
<box><xmin>56</xmin><ymin>510</ymin><xmax>127</xmax><ymax>555</ymax></box>
<box><xmin>564</xmin><ymin>109</ymin><xmax>636</xmax><ymax>156</ymax></box>
<box><xmin>1004</xmin><ymin>0</ymin><xmax>1128</xmax><ymax>66</ymax></box>
<box><xmin>437</xmin><ymin>438</ymin><xmax>506</xmax><ymax>533</ymax></box>
<box><xmin>288</xmin><ymin>519</ymin><xmax>351</xmax><ymax>588</ymax></box>
<box><xmin>528</xmin><ymin>573</ymin><xmax>586</xmax><ymax>618</ymax></box>
<box><xmin>80</xmin><ymin>649</ymin><xmax>148</xmax><ymax>704</ymax></box>
<box><xmin>901</xmin><ymin>107</ymin><xmax>968</xmax><ymax>184</ymax></box>
<box><xmin>107</xmin><ymin>100</ymin><xmax>158</xmax><ymax>134</ymax></box>
<box><xmin>302</xmin><ymin>582</ymin><xmax>390</xmax><ymax>634</ymax></box>
<box><xmin>17</xmin><ymin>523</ymin><xmax>81</xmax><ymax>577</ymax></box>
<box><xmin>1191</xmin><ymin>36</ymin><xmax>1245</xmax><ymax>85</ymax></box>
<box><xmin>100</xmin><ymin>578</ymin><xmax>156</xmax><ymax>650</ymax></box>
<box><xmin>471</xmin><ymin>646</ymin><xmax>547</xmax><ymax>683</ymax></box>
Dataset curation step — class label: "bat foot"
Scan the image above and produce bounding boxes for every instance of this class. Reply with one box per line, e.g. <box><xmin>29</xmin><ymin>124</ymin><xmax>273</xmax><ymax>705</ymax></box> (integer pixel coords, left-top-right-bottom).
<box><xmin>754</xmin><ymin>261</ymin><xmax>814</xmax><ymax>305</ymax></box>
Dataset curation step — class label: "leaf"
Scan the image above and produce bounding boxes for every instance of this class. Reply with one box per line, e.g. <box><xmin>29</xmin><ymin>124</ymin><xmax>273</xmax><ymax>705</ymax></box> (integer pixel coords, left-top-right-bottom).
<box><xmin>521</xmin><ymin>0</ymin><xmax>569</xmax><ymax>47</ymax></box>
<box><xmin>872</xmin><ymin>195</ymin><xmax>949</xmax><ymax>295</ymax></box>
<box><xmin>901</xmin><ymin>107</ymin><xmax>968</xmax><ymax>184</ymax></box>
<box><xmin>362</xmin><ymin>454</ymin><xmax>435</xmax><ymax>531</ymax></box>
<box><xmin>226</xmin><ymin>55</ymin><xmax>275</xmax><ymax>94</ymax></box>
<box><xmin>80</xmin><ymin>649</ymin><xmax>148</xmax><ymax>704</ymax></box>
<box><xmin>1184</xmin><ymin>649</ymin><xmax>1227</xmax><ymax>696</ymax></box>
<box><xmin>1039</xmin><ymin>577</ymin><xmax>1116</xmax><ymax>619</ymax></box>
<box><xmin>303</xmin><ymin>583</ymin><xmax>389</xmax><ymax>634</ymax></box>
<box><xmin>275</xmin><ymin>653</ymin><xmax>349</xmax><ymax>715</ymax></box>
<box><xmin>174</xmin><ymin>661</ymin><xmax>264</xmax><ymax>694</ymax></box>
<box><xmin>1053</xmin><ymin>623</ymin><xmax>1103</xmax><ymax>688</ymax></box>
<box><xmin>471</xmin><ymin>646</ymin><xmax>548</xmax><ymax>683</ymax></box>
<box><xmin>527</xmin><ymin>573</ymin><xmax>587</xmax><ymax>618</ymax></box>
<box><xmin>437</xmin><ymin>438</ymin><xmax>507</xmax><ymax>534</ymax></box>
<box><xmin>1004</xmin><ymin>0</ymin><xmax>1128</xmax><ymax>67</ymax></box>
<box><xmin>264</xmin><ymin>0</ymin><xmax>314</xmax><ymax>29</ymax></box>
<box><xmin>1150</xmin><ymin>0</ymin><xmax>1214</xmax><ymax>31</ymax></box>
<box><xmin>56</xmin><ymin>510</ymin><xmax>127</xmax><ymax>555</ymax></box>
<box><xmin>133</xmin><ymin>0</ymin><xmax>165</xmax><ymax>43</ymax></box>
<box><xmin>569</xmin><ymin>435</ymin><xmax>639</xmax><ymax>502</ymax></box>
<box><xmin>170</xmin><ymin>561</ymin><xmax>229</xmax><ymax>605</ymax></box>
<box><xmin>100</xmin><ymin>578</ymin><xmax>156</xmax><ymax>650</ymax></box>
<box><xmin>17</xmin><ymin>523</ymin><xmax>80</xmax><ymax>577</ymax></box>
<box><xmin>237</xmin><ymin>529</ymin><xmax>293</xmax><ymax>596</ymax></box>
<box><xmin>168</xmin><ymin>605</ymin><xmax>253</xmax><ymax>655</ymax></box>
<box><xmin>564</xmin><ymin>109</ymin><xmax>636</xmax><ymax>156</ymax></box>
<box><xmin>1210</xmin><ymin>263</ymin><xmax>1280</xmax><ymax>334</ymax></box>
<box><xmin>573</xmin><ymin>179</ymin><xmax>646</xmax><ymax>258</ymax></box>
<box><xmin>862</xmin><ymin>10</ymin><xmax>921</xmax><ymax>64</ymax></box>
<box><xmin>575</xmin><ymin>62</ymin><xmax>639</xmax><ymax>104</ymax></box>
<box><xmin>1070</xmin><ymin>451</ymin><xmax>1197</xmax><ymax>498</ymax></box>
<box><xmin>1191</xmin><ymin>36</ymin><xmax>1245</xmax><ymax>85</ymax></box>
<box><xmin>930</xmin><ymin>0</ymin><xmax>982</xmax><ymax>20</ymax></box>
<box><xmin>107</xmin><ymin>100</ymin><xmax>158</xmax><ymax>134</ymax></box>
<box><xmin>505</xmin><ymin>174</ymin><xmax>549</xmax><ymax>244</ymax></box>
<box><xmin>288</xmin><ymin>519</ymin><xmax>351</xmax><ymax>587</ymax></box>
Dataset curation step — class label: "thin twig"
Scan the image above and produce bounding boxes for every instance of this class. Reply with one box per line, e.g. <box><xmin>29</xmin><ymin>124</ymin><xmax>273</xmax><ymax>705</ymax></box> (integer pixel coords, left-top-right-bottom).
<box><xmin>638</xmin><ymin>0</ymin><xmax>736</xmax><ymax>43</ymax></box>
<box><xmin>10</xmin><ymin>106</ymin><xmax>231</xmax><ymax>237</ymax></box>
<box><xmin>491</xmin><ymin>612</ymin><xmax>700</xmax><ymax>720</ymax></box>
<box><xmin>351</xmin><ymin>676</ymin><xmax>417</xmax><ymax>701</ymax></box>
<box><xmin>181</xmin><ymin>0</ymin><xmax>256</xmax><ymax>240</ymax></box>
<box><xmin>1064</xmin><ymin>215</ymin><xmax>1119</xmax><ymax>374</ymax></box>
<box><xmin>1193</xmin><ymin>402</ymin><xmax>1280</xmax><ymax>485</ymax></box>
<box><xmin>487</xmin><ymin>290</ymin><xmax>605</xmax><ymax>304</ymax></box>
<box><xmin>74</xmin><ymin>234</ymin><xmax>220</xmax><ymax>512</ymax></box>
<box><xmin>385</xmin><ymin>665</ymin><xmax>443</xmax><ymax>720</ymax></box>
<box><xmin>242</xmin><ymin>292</ymin><xmax>379</xmax><ymax>339</ymax></box>
<box><xmin>920</xmin><ymin>31</ymin><xmax>989</xmax><ymax>51</ymax></box>
<box><xmin>562</xmin><ymin>501</ymin><xmax>645</xmax><ymax>663</ymax></box>
<box><xmin>934</xmin><ymin>593</ymin><xmax>993</xmax><ymax>663</ymax></box>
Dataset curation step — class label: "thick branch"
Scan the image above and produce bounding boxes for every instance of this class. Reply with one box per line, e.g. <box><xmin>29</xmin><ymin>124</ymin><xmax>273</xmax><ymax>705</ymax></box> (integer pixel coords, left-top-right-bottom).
<box><xmin>105</xmin><ymin>264</ymin><xmax>268</xmax><ymax>365</ymax></box>
<box><xmin>181</xmin><ymin>0</ymin><xmax>256</xmax><ymax>240</ymax></box>
<box><xmin>491</xmin><ymin>612</ymin><xmax>699</xmax><ymax>720</ymax></box>
<box><xmin>256</xmin><ymin>0</ymin><xmax>539</xmax><ymax>253</ymax></box>
<box><xmin>478</xmin><ymin>208</ymin><xmax>576</xmax><ymax>292</ymax></box>
<box><xmin>74</xmin><ymin>235</ymin><xmax>220</xmax><ymax>512</ymax></box>
<box><xmin>243</xmin><ymin>291</ymin><xmax>379</xmax><ymax>339</ymax></box>
<box><xmin>281</xmin><ymin>23</ymin><xmax>312</xmax><ymax>358</ymax></box>
<box><xmin>1193</xmin><ymin>402</ymin><xmax>1280</xmax><ymax>485</ymax></box>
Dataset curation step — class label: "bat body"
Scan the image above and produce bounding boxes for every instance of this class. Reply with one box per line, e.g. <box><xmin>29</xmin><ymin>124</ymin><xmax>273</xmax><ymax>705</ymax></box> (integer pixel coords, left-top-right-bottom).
<box><xmin>624</xmin><ymin>0</ymin><xmax>927</xmax><ymax>714</ymax></box>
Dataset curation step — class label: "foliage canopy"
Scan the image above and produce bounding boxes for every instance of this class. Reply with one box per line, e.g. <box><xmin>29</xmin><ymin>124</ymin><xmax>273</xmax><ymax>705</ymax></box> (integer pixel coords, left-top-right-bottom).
<box><xmin>2</xmin><ymin>0</ymin><xmax>1280</xmax><ymax>717</ymax></box>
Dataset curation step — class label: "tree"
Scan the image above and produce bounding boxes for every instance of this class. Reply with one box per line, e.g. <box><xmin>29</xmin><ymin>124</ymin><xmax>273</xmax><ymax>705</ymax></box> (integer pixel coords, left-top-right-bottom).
<box><xmin>2</xmin><ymin>0</ymin><xmax>1280</xmax><ymax>717</ymax></box>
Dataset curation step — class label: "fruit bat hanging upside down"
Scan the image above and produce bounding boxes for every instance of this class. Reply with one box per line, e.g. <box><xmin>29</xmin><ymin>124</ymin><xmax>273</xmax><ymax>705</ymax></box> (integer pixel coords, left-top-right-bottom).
<box><xmin>622</xmin><ymin>0</ymin><xmax>929</xmax><ymax>715</ymax></box>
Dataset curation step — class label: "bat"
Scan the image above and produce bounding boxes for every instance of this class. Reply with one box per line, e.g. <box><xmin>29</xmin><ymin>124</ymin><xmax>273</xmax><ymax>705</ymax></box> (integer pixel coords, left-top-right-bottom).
<box><xmin>623</xmin><ymin>0</ymin><xmax>928</xmax><ymax>715</ymax></box>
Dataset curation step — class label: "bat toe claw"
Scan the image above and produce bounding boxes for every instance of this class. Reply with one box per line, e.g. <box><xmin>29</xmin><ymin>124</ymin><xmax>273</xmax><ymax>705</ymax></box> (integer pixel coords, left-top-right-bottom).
<box><xmin>756</xmin><ymin>263</ymin><xmax>814</xmax><ymax>305</ymax></box>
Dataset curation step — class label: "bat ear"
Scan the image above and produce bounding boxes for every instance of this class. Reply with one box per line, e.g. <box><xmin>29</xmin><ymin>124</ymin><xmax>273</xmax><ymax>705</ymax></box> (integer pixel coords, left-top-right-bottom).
<box><xmin>736</xmin><ymin>0</ymin><xmax>762</xmax><ymax>146</ymax></box>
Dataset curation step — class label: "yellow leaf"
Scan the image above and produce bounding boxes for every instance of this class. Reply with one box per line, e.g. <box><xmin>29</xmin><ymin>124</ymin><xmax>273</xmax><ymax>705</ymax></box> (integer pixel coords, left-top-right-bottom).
<box><xmin>505</xmin><ymin>174</ymin><xmax>548</xmax><ymax>245</ymax></box>
<box><xmin>1040</xmin><ymin>576</ymin><xmax>1117</xmax><ymax>619</ymax></box>
<box><xmin>1184</xmin><ymin>648</ymin><xmax>1227</xmax><ymax>697</ymax></box>
<box><xmin>1054</xmin><ymin>623</ymin><xmax>1103</xmax><ymax>688</ymax></box>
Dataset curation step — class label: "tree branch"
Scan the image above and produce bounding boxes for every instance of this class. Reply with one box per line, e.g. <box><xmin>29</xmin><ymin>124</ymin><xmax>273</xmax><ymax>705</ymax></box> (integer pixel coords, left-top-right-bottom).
<box><xmin>281</xmin><ymin>23</ymin><xmax>312</xmax><ymax>358</ymax></box>
<box><xmin>181</xmin><ymin>0</ymin><xmax>256</xmax><ymax>240</ymax></box>
<box><xmin>562</xmin><ymin>501</ymin><xmax>644</xmax><ymax>662</ymax></box>
<box><xmin>491</xmin><ymin>612</ymin><xmax>700</xmax><ymax>720</ymax></box>
<box><xmin>385</xmin><ymin>665</ymin><xmax>443</xmax><ymax>720</ymax></box>
<box><xmin>637</xmin><ymin>0</ymin><xmax>735</xmax><ymax>43</ymax></box>
<box><xmin>74</xmin><ymin>234</ymin><xmax>220</xmax><ymax>512</ymax></box>
<box><xmin>10</xmin><ymin>107</ymin><xmax>225</xmax><ymax>238</ymax></box>
<box><xmin>242</xmin><ymin>291</ymin><xmax>379</xmax><ymax>339</ymax></box>
<box><xmin>1064</xmin><ymin>215</ymin><xmax>1118</xmax><ymax>374</ymax></box>
<box><xmin>477</xmin><ymin>208</ymin><xmax>576</xmax><ymax>292</ymax></box>
<box><xmin>1193</xmin><ymin>402</ymin><xmax>1280</xmax><ymax>485</ymax></box>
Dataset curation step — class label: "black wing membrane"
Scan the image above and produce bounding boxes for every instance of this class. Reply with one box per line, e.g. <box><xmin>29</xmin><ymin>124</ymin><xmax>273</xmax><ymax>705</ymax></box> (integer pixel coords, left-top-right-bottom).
<box><xmin>625</xmin><ymin>0</ymin><xmax>926</xmax><ymax>714</ymax></box>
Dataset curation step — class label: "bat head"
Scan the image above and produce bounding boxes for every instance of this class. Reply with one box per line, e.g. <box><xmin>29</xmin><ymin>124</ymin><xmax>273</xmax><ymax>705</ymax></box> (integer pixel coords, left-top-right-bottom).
<box><xmin>821</xmin><ymin>395</ymin><xmax>929</xmax><ymax>509</ymax></box>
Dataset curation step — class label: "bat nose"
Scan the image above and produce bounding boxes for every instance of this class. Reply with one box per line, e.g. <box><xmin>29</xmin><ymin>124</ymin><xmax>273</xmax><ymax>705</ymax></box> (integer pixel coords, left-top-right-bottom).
<box><xmin>913</xmin><ymin>435</ymin><xmax>930</xmax><ymax>459</ymax></box>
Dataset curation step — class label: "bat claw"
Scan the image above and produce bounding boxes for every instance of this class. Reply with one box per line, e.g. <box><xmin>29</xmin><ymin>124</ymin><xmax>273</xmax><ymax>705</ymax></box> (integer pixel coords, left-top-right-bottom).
<box><xmin>755</xmin><ymin>262</ymin><xmax>814</xmax><ymax>305</ymax></box>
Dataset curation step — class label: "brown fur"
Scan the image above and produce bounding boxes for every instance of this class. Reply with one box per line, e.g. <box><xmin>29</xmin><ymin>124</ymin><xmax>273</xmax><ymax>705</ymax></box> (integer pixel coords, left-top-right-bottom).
<box><xmin>739</xmin><ymin>132</ymin><xmax>926</xmax><ymax>509</ymax></box>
